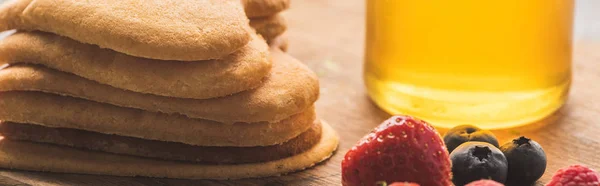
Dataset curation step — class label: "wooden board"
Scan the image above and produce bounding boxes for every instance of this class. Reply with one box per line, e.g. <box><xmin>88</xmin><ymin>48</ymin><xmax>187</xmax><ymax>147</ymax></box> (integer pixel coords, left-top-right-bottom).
<box><xmin>0</xmin><ymin>0</ymin><xmax>599</xmax><ymax>185</ymax></box>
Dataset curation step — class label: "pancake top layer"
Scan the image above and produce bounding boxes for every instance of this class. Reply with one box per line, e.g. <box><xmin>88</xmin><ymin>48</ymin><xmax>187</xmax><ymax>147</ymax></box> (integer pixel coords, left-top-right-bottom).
<box><xmin>0</xmin><ymin>31</ymin><xmax>271</xmax><ymax>99</ymax></box>
<box><xmin>0</xmin><ymin>0</ymin><xmax>250</xmax><ymax>61</ymax></box>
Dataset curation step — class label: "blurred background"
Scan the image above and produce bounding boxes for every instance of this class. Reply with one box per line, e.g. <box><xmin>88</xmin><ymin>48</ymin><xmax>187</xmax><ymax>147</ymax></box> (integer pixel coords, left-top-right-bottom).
<box><xmin>0</xmin><ymin>0</ymin><xmax>596</xmax><ymax>40</ymax></box>
<box><xmin>575</xmin><ymin>0</ymin><xmax>600</xmax><ymax>41</ymax></box>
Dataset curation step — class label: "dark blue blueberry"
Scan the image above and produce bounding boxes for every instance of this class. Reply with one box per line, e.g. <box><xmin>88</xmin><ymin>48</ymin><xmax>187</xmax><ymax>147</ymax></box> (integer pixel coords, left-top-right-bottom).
<box><xmin>500</xmin><ymin>136</ymin><xmax>546</xmax><ymax>185</ymax></box>
<box><xmin>450</xmin><ymin>142</ymin><xmax>508</xmax><ymax>186</ymax></box>
<box><xmin>443</xmin><ymin>125</ymin><xmax>499</xmax><ymax>153</ymax></box>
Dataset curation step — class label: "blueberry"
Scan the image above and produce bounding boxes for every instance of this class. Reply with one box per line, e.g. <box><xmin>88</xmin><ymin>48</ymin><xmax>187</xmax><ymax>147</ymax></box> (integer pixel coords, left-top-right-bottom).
<box><xmin>450</xmin><ymin>142</ymin><xmax>508</xmax><ymax>186</ymax></box>
<box><xmin>500</xmin><ymin>136</ymin><xmax>546</xmax><ymax>185</ymax></box>
<box><xmin>443</xmin><ymin>125</ymin><xmax>499</xmax><ymax>153</ymax></box>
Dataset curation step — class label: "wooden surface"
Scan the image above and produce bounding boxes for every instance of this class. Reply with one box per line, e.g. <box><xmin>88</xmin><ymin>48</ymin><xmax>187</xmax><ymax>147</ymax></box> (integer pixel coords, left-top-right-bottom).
<box><xmin>1</xmin><ymin>0</ymin><xmax>599</xmax><ymax>185</ymax></box>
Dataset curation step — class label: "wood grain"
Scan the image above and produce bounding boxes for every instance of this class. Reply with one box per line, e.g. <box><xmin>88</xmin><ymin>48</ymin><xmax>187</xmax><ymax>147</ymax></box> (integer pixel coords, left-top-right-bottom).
<box><xmin>0</xmin><ymin>0</ymin><xmax>599</xmax><ymax>185</ymax></box>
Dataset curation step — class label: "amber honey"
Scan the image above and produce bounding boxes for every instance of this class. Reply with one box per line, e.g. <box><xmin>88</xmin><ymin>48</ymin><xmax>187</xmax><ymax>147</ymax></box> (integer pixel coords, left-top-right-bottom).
<box><xmin>364</xmin><ymin>0</ymin><xmax>574</xmax><ymax>129</ymax></box>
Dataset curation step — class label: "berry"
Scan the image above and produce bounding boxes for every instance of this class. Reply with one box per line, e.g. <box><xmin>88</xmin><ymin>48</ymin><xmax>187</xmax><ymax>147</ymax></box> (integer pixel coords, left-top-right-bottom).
<box><xmin>341</xmin><ymin>115</ymin><xmax>452</xmax><ymax>186</ymax></box>
<box><xmin>443</xmin><ymin>125</ymin><xmax>499</xmax><ymax>153</ymax></box>
<box><xmin>500</xmin><ymin>136</ymin><xmax>546</xmax><ymax>185</ymax></box>
<box><xmin>375</xmin><ymin>181</ymin><xmax>420</xmax><ymax>186</ymax></box>
<box><xmin>466</xmin><ymin>180</ymin><xmax>504</xmax><ymax>186</ymax></box>
<box><xmin>389</xmin><ymin>182</ymin><xmax>420</xmax><ymax>186</ymax></box>
<box><xmin>546</xmin><ymin>165</ymin><xmax>600</xmax><ymax>186</ymax></box>
<box><xmin>450</xmin><ymin>142</ymin><xmax>508</xmax><ymax>185</ymax></box>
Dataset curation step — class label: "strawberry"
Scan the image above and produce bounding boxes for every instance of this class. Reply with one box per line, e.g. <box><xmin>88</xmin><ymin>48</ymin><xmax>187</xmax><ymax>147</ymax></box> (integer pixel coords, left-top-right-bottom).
<box><xmin>466</xmin><ymin>180</ymin><xmax>504</xmax><ymax>186</ymax></box>
<box><xmin>389</xmin><ymin>182</ymin><xmax>420</xmax><ymax>186</ymax></box>
<box><xmin>341</xmin><ymin>115</ymin><xmax>452</xmax><ymax>186</ymax></box>
<box><xmin>375</xmin><ymin>182</ymin><xmax>419</xmax><ymax>186</ymax></box>
<box><xmin>546</xmin><ymin>165</ymin><xmax>600</xmax><ymax>186</ymax></box>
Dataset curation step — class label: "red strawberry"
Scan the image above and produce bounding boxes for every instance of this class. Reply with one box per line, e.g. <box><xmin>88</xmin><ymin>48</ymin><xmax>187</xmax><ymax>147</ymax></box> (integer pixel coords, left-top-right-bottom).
<box><xmin>466</xmin><ymin>180</ymin><xmax>504</xmax><ymax>186</ymax></box>
<box><xmin>389</xmin><ymin>182</ymin><xmax>420</xmax><ymax>186</ymax></box>
<box><xmin>546</xmin><ymin>165</ymin><xmax>600</xmax><ymax>186</ymax></box>
<box><xmin>341</xmin><ymin>115</ymin><xmax>452</xmax><ymax>186</ymax></box>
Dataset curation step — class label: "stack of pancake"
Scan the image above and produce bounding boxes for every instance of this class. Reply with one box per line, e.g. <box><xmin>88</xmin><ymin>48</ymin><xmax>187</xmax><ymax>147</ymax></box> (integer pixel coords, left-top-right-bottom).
<box><xmin>243</xmin><ymin>0</ymin><xmax>290</xmax><ymax>51</ymax></box>
<box><xmin>0</xmin><ymin>0</ymin><xmax>338</xmax><ymax>180</ymax></box>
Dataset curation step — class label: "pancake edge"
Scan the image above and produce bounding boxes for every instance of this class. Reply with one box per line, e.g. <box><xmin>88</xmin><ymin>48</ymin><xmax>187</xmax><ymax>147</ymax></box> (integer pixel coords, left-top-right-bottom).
<box><xmin>0</xmin><ymin>120</ymin><xmax>339</xmax><ymax>180</ymax></box>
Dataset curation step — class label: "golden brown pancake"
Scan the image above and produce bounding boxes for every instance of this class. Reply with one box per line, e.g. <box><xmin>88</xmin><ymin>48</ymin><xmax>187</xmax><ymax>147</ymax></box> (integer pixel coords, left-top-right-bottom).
<box><xmin>0</xmin><ymin>49</ymin><xmax>317</xmax><ymax>123</ymax></box>
<box><xmin>250</xmin><ymin>14</ymin><xmax>287</xmax><ymax>43</ymax></box>
<box><xmin>0</xmin><ymin>121</ymin><xmax>338</xmax><ymax>180</ymax></box>
<box><xmin>0</xmin><ymin>0</ymin><xmax>250</xmax><ymax>61</ymax></box>
<box><xmin>0</xmin><ymin>91</ymin><xmax>316</xmax><ymax>147</ymax></box>
<box><xmin>0</xmin><ymin>121</ymin><xmax>322</xmax><ymax>164</ymax></box>
<box><xmin>0</xmin><ymin>31</ymin><xmax>271</xmax><ymax>99</ymax></box>
<box><xmin>243</xmin><ymin>0</ymin><xmax>290</xmax><ymax>18</ymax></box>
